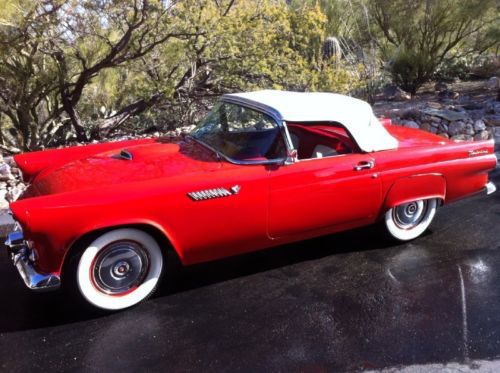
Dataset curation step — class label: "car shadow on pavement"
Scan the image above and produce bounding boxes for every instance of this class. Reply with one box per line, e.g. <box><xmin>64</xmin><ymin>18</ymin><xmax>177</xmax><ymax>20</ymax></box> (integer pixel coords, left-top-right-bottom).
<box><xmin>158</xmin><ymin>224</ymin><xmax>405</xmax><ymax>298</ymax></box>
<box><xmin>0</xmin><ymin>223</ymin><xmax>402</xmax><ymax>333</ymax></box>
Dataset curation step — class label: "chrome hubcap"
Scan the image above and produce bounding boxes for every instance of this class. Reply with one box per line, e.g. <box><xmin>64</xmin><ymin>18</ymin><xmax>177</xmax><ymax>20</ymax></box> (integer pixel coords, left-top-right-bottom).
<box><xmin>92</xmin><ymin>241</ymin><xmax>149</xmax><ymax>295</ymax></box>
<box><xmin>393</xmin><ymin>200</ymin><xmax>427</xmax><ymax>229</ymax></box>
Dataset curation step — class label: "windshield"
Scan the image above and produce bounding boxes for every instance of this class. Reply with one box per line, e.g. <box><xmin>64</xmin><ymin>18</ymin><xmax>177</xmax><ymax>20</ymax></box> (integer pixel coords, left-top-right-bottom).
<box><xmin>191</xmin><ymin>102</ymin><xmax>286</xmax><ymax>162</ymax></box>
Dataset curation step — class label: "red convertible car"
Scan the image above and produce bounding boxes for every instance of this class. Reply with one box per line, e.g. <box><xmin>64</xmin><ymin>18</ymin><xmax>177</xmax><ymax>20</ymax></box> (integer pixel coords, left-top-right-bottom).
<box><xmin>5</xmin><ymin>90</ymin><xmax>497</xmax><ymax>310</ymax></box>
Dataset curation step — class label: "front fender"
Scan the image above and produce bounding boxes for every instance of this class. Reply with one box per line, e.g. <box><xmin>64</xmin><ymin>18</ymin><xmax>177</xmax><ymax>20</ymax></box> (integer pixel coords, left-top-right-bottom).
<box><xmin>10</xmin><ymin>184</ymin><xmax>186</xmax><ymax>274</ymax></box>
<box><xmin>383</xmin><ymin>174</ymin><xmax>446</xmax><ymax>211</ymax></box>
<box><xmin>64</xmin><ymin>217</ymin><xmax>185</xmax><ymax>269</ymax></box>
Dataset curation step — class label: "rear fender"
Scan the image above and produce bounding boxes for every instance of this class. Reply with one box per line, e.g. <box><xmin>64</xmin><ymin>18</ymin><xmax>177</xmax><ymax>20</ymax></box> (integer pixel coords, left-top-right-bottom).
<box><xmin>384</xmin><ymin>174</ymin><xmax>446</xmax><ymax>211</ymax></box>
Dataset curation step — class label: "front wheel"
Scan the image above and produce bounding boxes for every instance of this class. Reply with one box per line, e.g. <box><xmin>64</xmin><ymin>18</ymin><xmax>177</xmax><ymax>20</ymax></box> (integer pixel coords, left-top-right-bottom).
<box><xmin>75</xmin><ymin>228</ymin><xmax>164</xmax><ymax>311</ymax></box>
<box><xmin>384</xmin><ymin>199</ymin><xmax>438</xmax><ymax>241</ymax></box>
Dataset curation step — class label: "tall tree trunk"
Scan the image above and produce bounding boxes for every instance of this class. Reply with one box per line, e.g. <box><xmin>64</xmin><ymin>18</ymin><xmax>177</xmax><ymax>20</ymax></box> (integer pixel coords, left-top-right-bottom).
<box><xmin>16</xmin><ymin>107</ymin><xmax>34</xmax><ymax>151</ymax></box>
<box><xmin>61</xmin><ymin>94</ymin><xmax>87</xmax><ymax>142</ymax></box>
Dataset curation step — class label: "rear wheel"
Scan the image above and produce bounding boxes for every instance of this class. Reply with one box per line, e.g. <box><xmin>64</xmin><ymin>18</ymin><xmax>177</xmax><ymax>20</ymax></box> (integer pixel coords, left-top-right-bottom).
<box><xmin>384</xmin><ymin>199</ymin><xmax>438</xmax><ymax>241</ymax></box>
<box><xmin>75</xmin><ymin>228</ymin><xmax>164</xmax><ymax>311</ymax></box>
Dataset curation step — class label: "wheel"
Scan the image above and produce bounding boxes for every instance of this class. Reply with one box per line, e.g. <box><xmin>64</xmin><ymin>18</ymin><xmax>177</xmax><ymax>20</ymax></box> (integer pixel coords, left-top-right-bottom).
<box><xmin>384</xmin><ymin>198</ymin><xmax>438</xmax><ymax>241</ymax></box>
<box><xmin>75</xmin><ymin>228</ymin><xmax>164</xmax><ymax>311</ymax></box>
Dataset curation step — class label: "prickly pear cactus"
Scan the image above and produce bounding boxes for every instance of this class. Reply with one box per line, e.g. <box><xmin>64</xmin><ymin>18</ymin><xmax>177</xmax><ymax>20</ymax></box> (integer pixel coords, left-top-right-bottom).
<box><xmin>322</xmin><ymin>36</ymin><xmax>341</xmax><ymax>61</ymax></box>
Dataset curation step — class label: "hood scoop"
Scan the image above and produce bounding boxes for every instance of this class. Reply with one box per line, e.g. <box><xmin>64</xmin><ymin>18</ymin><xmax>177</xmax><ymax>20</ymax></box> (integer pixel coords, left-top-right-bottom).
<box><xmin>112</xmin><ymin>149</ymin><xmax>133</xmax><ymax>161</ymax></box>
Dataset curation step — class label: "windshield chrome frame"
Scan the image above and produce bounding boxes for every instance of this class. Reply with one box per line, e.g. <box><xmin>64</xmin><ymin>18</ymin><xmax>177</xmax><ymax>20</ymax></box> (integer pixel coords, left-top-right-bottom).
<box><xmin>219</xmin><ymin>97</ymin><xmax>295</xmax><ymax>165</ymax></box>
<box><xmin>190</xmin><ymin>97</ymin><xmax>294</xmax><ymax>166</ymax></box>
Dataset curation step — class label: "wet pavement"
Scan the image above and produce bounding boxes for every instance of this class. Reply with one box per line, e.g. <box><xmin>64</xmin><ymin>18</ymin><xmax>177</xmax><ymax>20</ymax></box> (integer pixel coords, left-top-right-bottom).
<box><xmin>0</xmin><ymin>159</ymin><xmax>499</xmax><ymax>372</ymax></box>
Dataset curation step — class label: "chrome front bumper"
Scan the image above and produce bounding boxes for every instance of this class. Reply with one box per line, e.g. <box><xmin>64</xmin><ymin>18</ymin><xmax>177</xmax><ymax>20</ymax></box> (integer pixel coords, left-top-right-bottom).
<box><xmin>486</xmin><ymin>181</ymin><xmax>497</xmax><ymax>195</ymax></box>
<box><xmin>5</xmin><ymin>229</ymin><xmax>61</xmax><ymax>291</ymax></box>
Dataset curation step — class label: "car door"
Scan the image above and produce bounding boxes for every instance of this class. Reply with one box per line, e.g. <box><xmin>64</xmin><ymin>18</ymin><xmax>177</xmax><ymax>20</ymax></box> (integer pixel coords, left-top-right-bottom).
<box><xmin>268</xmin><ymin>153</ymin><xmax>382</xmax><ymax>238</ymax></box>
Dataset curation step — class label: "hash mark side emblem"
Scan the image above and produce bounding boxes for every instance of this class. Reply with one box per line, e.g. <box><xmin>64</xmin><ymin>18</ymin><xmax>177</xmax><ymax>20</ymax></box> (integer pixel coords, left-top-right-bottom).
<box><xmin>187</xmin><ymin>185</ymin><xmax>241</xmax><ymax>201</ymax></box>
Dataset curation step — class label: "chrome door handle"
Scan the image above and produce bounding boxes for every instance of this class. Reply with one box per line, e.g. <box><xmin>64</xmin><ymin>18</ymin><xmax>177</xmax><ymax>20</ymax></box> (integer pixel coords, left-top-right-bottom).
<box><xmin>354</xmin><ymin>160</ymin><xmax>375</xmax><ymax>171</ymax></box>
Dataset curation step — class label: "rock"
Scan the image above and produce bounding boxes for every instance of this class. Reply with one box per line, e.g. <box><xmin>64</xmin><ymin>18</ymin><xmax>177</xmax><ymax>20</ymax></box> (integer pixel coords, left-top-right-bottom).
<box><xmin>383</xmin><ymin>85</ymin><xmax>411</xmax><ymax>101</ymax></box>
<box><xmin>0</xmin><ymin>189</ymin><xmax>8</xmax><ymax>210</ymax></box>
<box><xmin>486</xmin><ymin>102</ymin><xmax>500</xmax><ymax>114</ymax></box>
<box><xmin>429</xmin><ymin>126</ymin><xmax>438</xmax><ymax>134</ymax></box>
<box><xmin>438</xmin><ymin>89</ymin><xmax>460</xmax><ymax>100</ymax></box>
<box><xmin>434</xmin><ymin>82</ymin><xmax>448</xmax><ymax>92</ymax></box>
<box><xmin>429</xmin><ymin>120</ymin><xmax>440</xmax><ymax>128</ymax></box>
<box><xmin>462</xmin><ymin>103</ymin><xmax>485</xmax><ymax>110</ymax></box>
<box><xmin>427</xmin><ymin>102</ymin><xmax>443</xmax><ymax>109</ymax></box>
<box><xmin>474</xmin><ymin>130</ymin><xmax>490</xmax><ymax>141</ymax></box>
<box><xmin>393</xmin><ymin>89</ymin><xmax>411</xmax><ymax>101</ymax></box>
<box><xmin>439</xmin><ymin>123</ymin><xmax>449</xmax><ymax>133</ymax></box>
<box><xmin>484</xmin><ymin>115</ymin><xmax>500</xmax><ymax>127</ymax></box>
<box><xmin>0</xmin><ymin>163</ymin><xmax>13</xmax><ymax>181</ymax></box>
<box><xmin>6</xmin><ymin>184</ymin><xmax>25</xmax><ymax>202</ymax></box>
<box><xmin>468</xmin><ymin>109</ymin><xmax>487</xmax><ymax>120</ymax></box>
<box><xmin>487</xmin><ymin>76</ymin><xmax>499</xmax><ymax>90</ymax></box>
<box><xmin>400</xmin><ymin>108</ymin><xmax>421</xmax><ymax>120</ymax></box>
<box><xmin>400</xmin><ymin>120</ymin><xmax>419</xmax><ymax>129</ymax></box>
<box><xmin>438</xmin><ymin>133</ymin><xmax>449</xmax><ymax>139</ymax></box>
<box><xmin>451</xmin><ymin>134</ymin><xmax>472</xmax><ymax>141</ymax></box>
<box><xmin>421</xmin><ymin>108</ymin><xmax>468</xmax><ymax>122</ymax></box>
<box><xmin>420</xmin><ymin>122</ymin><xmax>432</xmax><ymax>132</ymax></box>
<box><xmin>464</xmin><ymin>124</ymin><xmax>475</xmax><ymax>136</ymax></box>
<box><xmin>448</xmin><ymin>121</ymin><xmax>466</xmax><ymax>137</ymax></box>
<box><xmin>473</xmin><ymin>120</ymin><xmax>486</xmax><ymax>132</ymax></box>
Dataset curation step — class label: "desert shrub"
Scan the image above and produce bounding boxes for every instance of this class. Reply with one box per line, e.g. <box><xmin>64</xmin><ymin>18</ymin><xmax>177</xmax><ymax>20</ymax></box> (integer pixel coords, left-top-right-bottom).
<box><xmin>370</xmin><ymin>0</ymin><xmax>498</xmax><ymax>94</ymax></box>
<box><xmin>433</xmin><ymin>57</ymin><xmax>472</xmax><ymax>82</ymax></box>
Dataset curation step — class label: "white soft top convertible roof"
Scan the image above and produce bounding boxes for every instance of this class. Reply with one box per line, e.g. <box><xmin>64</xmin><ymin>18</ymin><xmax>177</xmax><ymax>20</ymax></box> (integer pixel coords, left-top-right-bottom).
<box><xmin>223</xmin><ymin>90</ymin><xmax>398</xmax><ymax>152</ymax></box>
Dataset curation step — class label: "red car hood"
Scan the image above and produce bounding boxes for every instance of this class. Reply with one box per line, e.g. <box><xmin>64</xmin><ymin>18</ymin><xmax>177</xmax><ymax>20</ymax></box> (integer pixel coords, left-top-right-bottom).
<box><xmin>22</xmin><ymin>139</ymin><xmax>221</xmax><ymax>197</ymax></box>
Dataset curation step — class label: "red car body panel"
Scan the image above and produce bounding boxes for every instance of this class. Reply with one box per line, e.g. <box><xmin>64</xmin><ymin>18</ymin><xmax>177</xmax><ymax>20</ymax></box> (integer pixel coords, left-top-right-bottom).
<box><xmin>9</xmin><ymin>124</ymin><xmax>497</xmax><ymax>276</ymax></box>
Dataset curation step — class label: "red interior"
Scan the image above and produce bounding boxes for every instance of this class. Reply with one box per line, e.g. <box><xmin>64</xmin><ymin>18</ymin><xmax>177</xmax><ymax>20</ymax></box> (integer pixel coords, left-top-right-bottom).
<box><xmin>287</xmin><ymin>123</ymin><xmax>354</xmax><ymax>159</ymax></box>
<box><xmin>232</xmin><ymin>123</ymin><xmax>355</xmax><ymax>161</ymax></box>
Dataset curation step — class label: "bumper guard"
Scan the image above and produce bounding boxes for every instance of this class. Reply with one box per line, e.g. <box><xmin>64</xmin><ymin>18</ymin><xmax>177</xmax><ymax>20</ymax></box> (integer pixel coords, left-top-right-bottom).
<box><xmin>486</xmin><ymin>181</ymin><xmax>496</xmax><ymax>195</ymax></box>
<box><xmin>5</xmin><ymin>230</ymin><xmax>61</xmax><ymax>291</ymax></box>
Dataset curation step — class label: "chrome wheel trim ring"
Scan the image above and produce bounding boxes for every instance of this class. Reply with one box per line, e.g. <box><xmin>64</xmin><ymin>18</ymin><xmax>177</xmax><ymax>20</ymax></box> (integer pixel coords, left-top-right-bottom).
<box><xmin>92</xmin><ymin>240</ymin><xmax>150</xmax><ymax>295</ymax></box>
<box><xmin>392</xmin><ymin>200</ymin><xmax>427</xmax><ymax>230</ymax></box>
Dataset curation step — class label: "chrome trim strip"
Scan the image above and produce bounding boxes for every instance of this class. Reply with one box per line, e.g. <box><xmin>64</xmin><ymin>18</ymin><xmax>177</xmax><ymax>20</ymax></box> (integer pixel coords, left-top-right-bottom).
<box><xmin>486</xmin><ymin>181</ymin><xmax>496</xmax><ymax>195</ymax></box>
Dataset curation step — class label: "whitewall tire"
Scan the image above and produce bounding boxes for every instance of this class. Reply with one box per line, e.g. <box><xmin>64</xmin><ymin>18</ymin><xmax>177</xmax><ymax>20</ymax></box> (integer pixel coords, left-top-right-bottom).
<box><xmin>384</xmin><ymin>199</ymin><xmax>438</xmax><ymax>241</ymax></box>
<box><xmin>76</xmin><ymin>228</ymin><xmax>164</xmax><ymax>311</ymax></box>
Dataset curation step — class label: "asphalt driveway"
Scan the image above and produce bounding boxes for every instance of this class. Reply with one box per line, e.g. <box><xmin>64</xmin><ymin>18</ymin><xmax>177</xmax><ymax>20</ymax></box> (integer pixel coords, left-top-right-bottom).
<box><xmin>0</xmin><ymin>157</ymin><xmax>499</xmax><ymax>372</ymax></box>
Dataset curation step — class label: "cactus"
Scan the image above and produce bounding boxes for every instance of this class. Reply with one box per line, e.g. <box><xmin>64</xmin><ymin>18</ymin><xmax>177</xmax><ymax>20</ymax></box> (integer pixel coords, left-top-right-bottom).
<box><xmin>322</xmin><ymin>36</ymin><xmax>342</xmax><ymax>61</ymax></box>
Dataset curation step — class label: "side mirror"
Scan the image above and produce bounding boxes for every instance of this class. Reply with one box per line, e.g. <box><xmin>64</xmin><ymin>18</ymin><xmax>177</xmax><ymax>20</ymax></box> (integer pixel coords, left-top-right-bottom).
<box><xmin>284</xmin><ymin>149</ymin><xmax>298</xmax><ymax>165</ymax></box>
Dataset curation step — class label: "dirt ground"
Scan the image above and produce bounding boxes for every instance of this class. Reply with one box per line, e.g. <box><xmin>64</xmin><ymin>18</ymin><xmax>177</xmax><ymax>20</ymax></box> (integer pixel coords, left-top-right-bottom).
<box><xmin>372</xmin><ymin>80</ymin><xmax>498</xmax><ymax>117</ymax></box>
